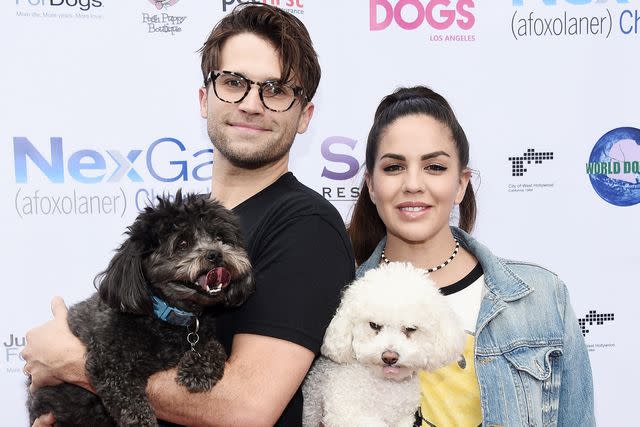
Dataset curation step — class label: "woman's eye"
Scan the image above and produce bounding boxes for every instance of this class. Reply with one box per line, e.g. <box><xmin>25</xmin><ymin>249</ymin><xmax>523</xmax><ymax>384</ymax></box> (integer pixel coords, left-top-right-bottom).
<box><xmin>382</xmin><ymin>164</ymin><xmax>403</xmax><ymax>173</ymax></box>
<box><xmin>425</xmin><ymin>164</ymin><xmax>447</xmax><ymax>173</ymax></box>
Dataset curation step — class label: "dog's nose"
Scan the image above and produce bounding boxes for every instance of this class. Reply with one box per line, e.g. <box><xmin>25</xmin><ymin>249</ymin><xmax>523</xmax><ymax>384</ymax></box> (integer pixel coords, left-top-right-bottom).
<box><xmin>381</xmin><ymin>350</ymin><xmax>399</xmax><ymax>366</ymax></box>
<box><xmin>205</xmin><ymin>250</ymin><xmax>222</xmax><ymax>264</ymax></box>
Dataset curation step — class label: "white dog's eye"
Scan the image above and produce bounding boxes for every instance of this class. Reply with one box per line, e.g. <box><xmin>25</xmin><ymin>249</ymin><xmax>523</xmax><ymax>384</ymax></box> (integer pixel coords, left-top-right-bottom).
<box><xmin>369</xmin><ymin>322</ymin><xmax>382</xmax><ymax>332</ymax></box>
<box><xmin>402</xmin><ymin>326</ymin><xmax>418</xmax><ymax>337</ymax></box>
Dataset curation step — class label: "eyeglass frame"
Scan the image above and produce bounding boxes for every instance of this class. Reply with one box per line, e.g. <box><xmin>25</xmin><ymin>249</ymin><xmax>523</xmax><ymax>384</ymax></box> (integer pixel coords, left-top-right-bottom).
<box><xmin>205</xmin><ymin>70</ymin><xmax>307</xmax><ymax>113</ymax></box>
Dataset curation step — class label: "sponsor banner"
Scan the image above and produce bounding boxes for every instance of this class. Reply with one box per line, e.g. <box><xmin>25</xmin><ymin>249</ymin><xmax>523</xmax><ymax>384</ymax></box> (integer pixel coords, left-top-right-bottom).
<box><xmin>1</xmin><ymin>1</ymin><xmax>638</xmax><ymax>424</ymax></box>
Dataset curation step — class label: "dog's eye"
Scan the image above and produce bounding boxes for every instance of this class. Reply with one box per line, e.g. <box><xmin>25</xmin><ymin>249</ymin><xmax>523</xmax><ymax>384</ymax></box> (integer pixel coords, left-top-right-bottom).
<box><xmin>402</xmin><ymin>326</ymin><xmax>418</xmax><ymax>337</ymax></box>
<box><xmin>369</xmin><ymin>322</ymin><xmax>382</xmax><ymax>332</ymax></box>
<box><xmin>177</xmin><ymin>240</ymin><xmax>189</xmax><ymax>250</ymax></box>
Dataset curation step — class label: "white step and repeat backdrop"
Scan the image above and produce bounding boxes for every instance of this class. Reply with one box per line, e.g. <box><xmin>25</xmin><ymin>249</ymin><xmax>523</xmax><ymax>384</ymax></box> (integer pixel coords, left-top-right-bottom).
<box><xmin>2</xmin><ymin>1</ymin><xmax>638</xmax><ymax>425</ymax></box>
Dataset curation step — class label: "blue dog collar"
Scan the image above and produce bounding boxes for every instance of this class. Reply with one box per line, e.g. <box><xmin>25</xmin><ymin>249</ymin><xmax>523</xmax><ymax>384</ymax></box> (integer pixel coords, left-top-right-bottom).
<box><xmin>152</xmin><ymin>296</ymin><xmax>196</xmax><ymax>326</ymax></box>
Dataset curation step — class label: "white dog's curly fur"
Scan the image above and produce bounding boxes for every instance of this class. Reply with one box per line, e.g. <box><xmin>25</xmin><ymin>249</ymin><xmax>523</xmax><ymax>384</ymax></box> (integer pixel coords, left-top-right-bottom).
<box><xmin>303</xmin><ymin>262</ymin><xmax>465</xmax><ymax>427</ymax></box>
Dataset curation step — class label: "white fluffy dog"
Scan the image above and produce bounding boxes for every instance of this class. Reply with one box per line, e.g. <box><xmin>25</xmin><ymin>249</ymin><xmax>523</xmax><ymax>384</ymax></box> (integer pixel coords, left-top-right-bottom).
<box><xmin>303</xmin><ymin>262</ymin><xmax>465</xmax><ymax>427</ymax></box>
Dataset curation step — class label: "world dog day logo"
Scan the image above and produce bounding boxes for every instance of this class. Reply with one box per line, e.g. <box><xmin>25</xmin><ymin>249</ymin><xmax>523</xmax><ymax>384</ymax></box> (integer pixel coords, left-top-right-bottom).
<box><xmin>511</xmin><ymin>0</ymin><xmax>640</xmax><ymax>40</ymax></box>
<box><xmin>370</xmin><ymin>0</ymin><xmax>477</xmax><ymax>42</ymax></box>
<box><xmin>586</xmin><ymin>127</ymin><xmax>640</xmax><ymax>206</ymax></box>
<box><xmin>141</xmin><ymin>0</ymin><xmax>186</xmax><ymax>35</ymax></box>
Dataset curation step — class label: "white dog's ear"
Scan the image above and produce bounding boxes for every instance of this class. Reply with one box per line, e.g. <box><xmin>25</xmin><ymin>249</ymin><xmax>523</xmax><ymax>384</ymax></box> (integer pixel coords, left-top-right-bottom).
<box><xmin>415</xmin><ymin>288</ymin><xmax>466</xmax><ymax>371</ymax></box>
<box><xmin>321</xmin><ymin>287</ymin><xmax>356</xmax><ymax>363</ymax></box>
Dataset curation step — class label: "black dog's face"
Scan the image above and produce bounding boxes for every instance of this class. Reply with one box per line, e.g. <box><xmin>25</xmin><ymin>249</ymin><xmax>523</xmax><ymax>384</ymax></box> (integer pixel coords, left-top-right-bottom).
<box><xmin>97</xmin><ymin>192</ymin><xmax>254</xmax><ymax>315</ymax></box>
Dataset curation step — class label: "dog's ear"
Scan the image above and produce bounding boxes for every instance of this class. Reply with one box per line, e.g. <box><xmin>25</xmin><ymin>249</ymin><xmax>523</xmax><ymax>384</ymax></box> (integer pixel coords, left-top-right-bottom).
<box><xmin>321</xmin><ymin>285</ymin><xmax>357</xmax><ymax>363</ymax></box>
<box><xmin>224</xmin><ymin>272</ymin><xmax>255</xmax><ymax>308</ymax></box>
<box><xmin>95</xmin><ymin>237</ymin><xmax>152</xmax><ymax>315</ymax></box>
<box><xmin>413</xmin><ymin>287</ymin><xmax>466</xmax><ymax>372</ymax></box>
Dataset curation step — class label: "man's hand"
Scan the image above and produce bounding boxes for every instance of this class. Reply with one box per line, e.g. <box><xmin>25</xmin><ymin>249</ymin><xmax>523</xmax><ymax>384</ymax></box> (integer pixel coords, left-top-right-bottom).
<box><xmin>22</xmin><ymin>297</ymin><xmax>90</xmax><ymax>394</ymax></box>
<box><xmin>32</xmin><ymin>413</ymin><xmax>56</xmax><ymax>427</ymax></box>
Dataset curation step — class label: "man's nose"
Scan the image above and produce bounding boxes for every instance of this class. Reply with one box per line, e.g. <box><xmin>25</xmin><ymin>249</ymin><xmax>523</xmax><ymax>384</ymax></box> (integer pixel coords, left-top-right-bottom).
<box><xmin>238</xmin><ymin>83</ymin><xmax>264</xmax><ymax>113</ymax></box>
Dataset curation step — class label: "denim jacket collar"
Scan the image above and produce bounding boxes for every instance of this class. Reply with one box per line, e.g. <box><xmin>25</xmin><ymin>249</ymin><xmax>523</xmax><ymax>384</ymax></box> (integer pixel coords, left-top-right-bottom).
<box><xmin>356</xmin><ymin>226</ymin><xmax>533</xmax><ymax>303</ymax></box>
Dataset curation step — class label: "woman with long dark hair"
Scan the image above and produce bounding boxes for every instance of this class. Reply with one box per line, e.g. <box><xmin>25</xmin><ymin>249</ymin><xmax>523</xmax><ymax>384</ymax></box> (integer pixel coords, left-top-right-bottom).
<box><xmin>348</xmin><ymin>86</ymin><xmax>594</xmax><ymax>426</ymax></box>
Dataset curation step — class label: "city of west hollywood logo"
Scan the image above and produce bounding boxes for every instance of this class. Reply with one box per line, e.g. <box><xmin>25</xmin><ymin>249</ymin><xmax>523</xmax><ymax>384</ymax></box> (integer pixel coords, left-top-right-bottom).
<box><xmin>508</xmin><ymin>148</ymin><xmax>554</xmax><ymax>177</ymax></box>
<box><xmin>578</xmin><ymin>310</ymin><xmax>615</xmax><ymax>336</ymax></box>
<box><xmin>506</xmin><ymin>147</ymin><xmax>556</xmax><ymax>193</ymax></box>
<box><xmin>13</xmin><ymin>136</ymin><xmax>212</xmax><ymax>184</ymax></box>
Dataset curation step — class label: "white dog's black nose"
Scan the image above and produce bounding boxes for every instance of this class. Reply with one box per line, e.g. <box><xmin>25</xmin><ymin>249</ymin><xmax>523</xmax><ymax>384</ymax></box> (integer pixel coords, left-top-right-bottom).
<box><xmin>206</xmin><ymin>250</ymin><xmax>222</xmax><ymax>264</ymax></box>
<box><xmin>381</xmin><ymin>350</ymin><xmax>399</xmax><ymax>366</ymax></box>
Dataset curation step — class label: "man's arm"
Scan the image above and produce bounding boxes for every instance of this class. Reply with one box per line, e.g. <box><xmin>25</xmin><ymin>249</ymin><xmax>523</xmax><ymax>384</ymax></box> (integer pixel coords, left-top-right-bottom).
<box><xmin>24</xmin><ymin>301</ymin><xmax>314</xmax><ymax>427</ymax></box>
<box><xmin>149</xmin><ymin>333</ymin><xmax>314</xmax><ymax>427</ymax></box>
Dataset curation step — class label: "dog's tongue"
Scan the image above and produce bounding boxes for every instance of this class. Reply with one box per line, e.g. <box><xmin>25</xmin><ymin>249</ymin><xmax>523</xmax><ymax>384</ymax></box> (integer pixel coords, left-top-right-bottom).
<box><xmin>383</xmin><ymin>366</ymin><xmax>400</xmax><ymax>375</ymax></box>
<box><xmin>196</xmin><ymin>267</ymin><xmax>230</xmax><ymax>292</ymax></box>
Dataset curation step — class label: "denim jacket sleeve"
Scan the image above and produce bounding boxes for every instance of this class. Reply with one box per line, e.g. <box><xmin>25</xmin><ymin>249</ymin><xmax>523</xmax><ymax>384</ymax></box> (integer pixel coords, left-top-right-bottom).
<box><xmin>557</xmin><ymin>278</ymin><xmax>595</xmax><ymax>426</ymax></box>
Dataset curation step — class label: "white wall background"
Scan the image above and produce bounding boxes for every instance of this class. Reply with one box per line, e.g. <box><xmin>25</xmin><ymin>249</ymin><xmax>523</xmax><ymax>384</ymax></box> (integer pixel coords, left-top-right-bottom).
<box><xmin>2</xmin><ymin>1</ymin><xmax>638</xmax><ymax>425</ymax></box>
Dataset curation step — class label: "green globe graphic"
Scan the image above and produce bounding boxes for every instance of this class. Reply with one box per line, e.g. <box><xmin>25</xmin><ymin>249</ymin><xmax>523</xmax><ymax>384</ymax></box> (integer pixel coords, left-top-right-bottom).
<box><xmin>587</xmin><ymin>127</ymin><xmax>640</xmax><ymax>207</ymax></box>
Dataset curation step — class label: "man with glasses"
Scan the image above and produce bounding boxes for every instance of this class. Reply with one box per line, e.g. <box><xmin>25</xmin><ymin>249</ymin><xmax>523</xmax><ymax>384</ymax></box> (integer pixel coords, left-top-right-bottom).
<box><xmin>23</xmin><ymin>4</ymin><xmax>355</xmax><ymax>426</ymax></box>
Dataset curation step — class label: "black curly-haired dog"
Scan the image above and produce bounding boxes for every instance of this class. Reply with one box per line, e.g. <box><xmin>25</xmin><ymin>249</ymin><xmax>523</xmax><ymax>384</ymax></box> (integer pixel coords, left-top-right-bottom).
<box><xmin>27</xmin><ymin>191</ymin><xmax>254</xmax><ymax>427</ymax></box>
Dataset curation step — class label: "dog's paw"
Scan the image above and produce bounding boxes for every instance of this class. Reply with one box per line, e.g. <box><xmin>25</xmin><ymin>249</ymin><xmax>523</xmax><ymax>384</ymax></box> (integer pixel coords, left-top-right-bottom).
<box><xmin>177</xmin><ymin>349</ymin><xmax>225</xmax><ymax>392</ymax></box>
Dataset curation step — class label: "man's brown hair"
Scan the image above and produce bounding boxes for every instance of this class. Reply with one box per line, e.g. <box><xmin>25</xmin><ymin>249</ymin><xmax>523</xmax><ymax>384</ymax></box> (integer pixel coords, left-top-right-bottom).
<box><xmin>199</xmin><ymin>4</ymin><xmax>321</xmax><ymax>103</ymax></box>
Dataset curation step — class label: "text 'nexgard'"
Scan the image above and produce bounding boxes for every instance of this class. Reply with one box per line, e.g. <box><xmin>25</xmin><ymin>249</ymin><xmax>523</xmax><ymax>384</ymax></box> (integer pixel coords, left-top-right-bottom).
<box><xmin>13</xmin><ymin>137</ymin><xmax>212</xmax><ymax>184</ymax></box>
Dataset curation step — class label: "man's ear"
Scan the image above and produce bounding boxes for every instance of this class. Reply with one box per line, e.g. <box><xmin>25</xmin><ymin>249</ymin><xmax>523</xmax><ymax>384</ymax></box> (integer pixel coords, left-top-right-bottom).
<box><xmin>365</xmin><ymin>172</ymin><xmax>376</xmax><ymax>205</ymax></box>
<box><xmin>296</xmin><ymin>102</ymin><xmax>314</xmax><ymax>134</ymax></box>
<box><xmin>198</xmin><ymin>86</ymin><xmax>208</xmax><ymax>119</ymax></box>
<box><xmin>455</xmin><ymin>168</ymin><xmax>472</xmax><ymax>205</ymax></box>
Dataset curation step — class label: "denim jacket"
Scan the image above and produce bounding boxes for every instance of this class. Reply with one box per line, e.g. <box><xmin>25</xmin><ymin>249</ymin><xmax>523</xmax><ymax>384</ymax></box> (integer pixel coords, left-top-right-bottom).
<box><xmin>356</xmin><ymin>227</ymin><xmax>595</xmax><ymax>427</ymax></box>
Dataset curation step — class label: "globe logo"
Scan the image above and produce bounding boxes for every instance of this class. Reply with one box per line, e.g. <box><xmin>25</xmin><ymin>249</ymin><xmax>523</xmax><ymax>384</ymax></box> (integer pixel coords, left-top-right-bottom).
<box><xmin>586</xmin><ymin>127</ymin><xmax>640</xmax><ymax>207</ymax></box>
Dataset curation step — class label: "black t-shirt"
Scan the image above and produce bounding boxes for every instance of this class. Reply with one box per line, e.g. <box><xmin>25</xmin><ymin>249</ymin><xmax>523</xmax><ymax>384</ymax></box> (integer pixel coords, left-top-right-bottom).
<box><xmin>161</xmin><ymin>172</ymin><xmax>355</xmax><ymax>426</ymax></box>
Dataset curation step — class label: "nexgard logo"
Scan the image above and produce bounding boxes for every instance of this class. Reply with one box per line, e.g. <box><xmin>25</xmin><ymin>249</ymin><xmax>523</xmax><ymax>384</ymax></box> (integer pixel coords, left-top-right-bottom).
<box><xmin>511</xmin><ymin>0</ymin><xmax>639</xmax><ymax>39</ymax></box>
<box><xmin>370</xmin><ymin>0</ymin><xmax>476</xmax><ymax>31</ymax></box>
<box><xmin>320</xmin><ymin>136</ymin><xmax>362</xmax><ymax>202</ymax></box>
<box><xmin>12</xmin><ymin>137</ymin><xmax>212</xmax><ymax>217</ymax></box>
<box><xmin>586</xmin><ymin>127</ymin><xmax>640</xmax><ymax>206</ymax></box>
<box><xmin>14</xmin><ymin>137</ymin><xmax>211</xmax><ymax>184</ymax></box>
